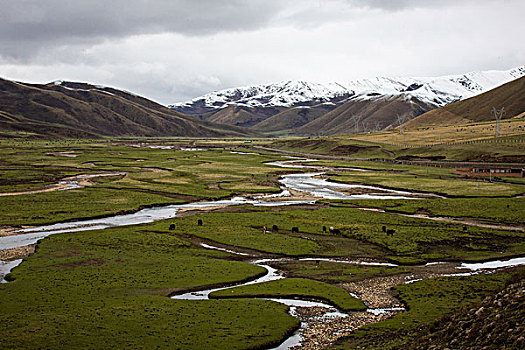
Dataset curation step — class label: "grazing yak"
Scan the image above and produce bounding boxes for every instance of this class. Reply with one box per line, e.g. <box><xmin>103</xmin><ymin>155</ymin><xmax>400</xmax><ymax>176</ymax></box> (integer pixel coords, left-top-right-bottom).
<box><xmin>329</xmin><ymin>226</ymin><xmax>341</xmax><ymax>235</ymax></box>
<box><xmin>291</xmin><ymin>227</ymin><xmax>299</xmax><ymax>233</ymax></box>
<box><xmin>197</xmin><ymin>219</ymin><xmax>203</xmax><ymax>226</ymax></box>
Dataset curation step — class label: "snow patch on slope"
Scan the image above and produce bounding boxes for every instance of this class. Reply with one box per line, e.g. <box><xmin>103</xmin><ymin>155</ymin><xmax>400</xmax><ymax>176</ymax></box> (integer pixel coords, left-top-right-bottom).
<box><xmin>171</xmin><ymin>66</ymin><xmax>525</xmax><ymax>111</ymax></box>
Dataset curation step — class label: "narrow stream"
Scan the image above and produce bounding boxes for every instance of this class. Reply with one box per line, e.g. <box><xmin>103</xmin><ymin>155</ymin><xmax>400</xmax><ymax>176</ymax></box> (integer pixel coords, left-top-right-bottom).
<box><xmin>172</xmin><ymin>245</ymin><xmax>356</xmax><ymax>349</ymax></box>
<box><xmin>173</xmin><ymin>243</ymin><xmax>525</xmax><ymax>349</ymax></box>
<box><xmin>1</xmin><ymin>156</ymin><xmax>523</xmax><ymax>349</ymax></box>
<box><xmin>0</xmin><ymin>158</ymin><xmax>431</xmax><ymax>251</ymax></box>
<box><xmin>0</xmin><ymin>197</ymin><xmax>314</xmax><ymax>251</ymax></box>
<box><xmin>268</xmin><ymin>159</ymin><xmax>444</xmax><ymax>199</ymax></box>
<box><xmin>0</xmin><ymin>259</ymin><xmax>22</xmax><ymax>283</ymax></box>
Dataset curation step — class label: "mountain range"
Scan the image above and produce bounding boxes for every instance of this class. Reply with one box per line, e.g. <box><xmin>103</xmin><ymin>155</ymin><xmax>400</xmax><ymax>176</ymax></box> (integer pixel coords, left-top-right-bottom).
<box><xmin>171</xmin><ymin>66</ymin><xmax>525</xmax><ymax>135</ymax></box>
<box><xmin>0</xmin><ymin>79</ymin><xmax>255</xmax><ymax>138</ymax></box>
<box><xmin>2</xmin><ymin>65</ymin><xmax>523</xmax><ymax>139</ymax></box>
<box><xmin>406</xmin><ymin>74</ymin><xmax>525</xmax><ymax>129</ymax></box>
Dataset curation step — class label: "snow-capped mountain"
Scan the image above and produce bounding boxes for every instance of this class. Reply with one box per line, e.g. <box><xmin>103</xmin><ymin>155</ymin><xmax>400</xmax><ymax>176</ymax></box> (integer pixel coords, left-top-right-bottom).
<box><xmin>171</xmin><ymin>66</ymin><xmax>525</xmax><ymax>135</ymax></box>
<box><xmin>171</xmin><ymin>66</ymin><xmax>525</xmax><ymax>112</ymax></box>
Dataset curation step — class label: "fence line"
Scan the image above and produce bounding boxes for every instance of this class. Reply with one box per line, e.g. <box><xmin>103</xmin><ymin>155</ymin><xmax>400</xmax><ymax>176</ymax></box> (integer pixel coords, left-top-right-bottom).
<box><xmin>377</xmin><ymin>137</ymin><xmax>524</xmax><ymax>148</ymax></box>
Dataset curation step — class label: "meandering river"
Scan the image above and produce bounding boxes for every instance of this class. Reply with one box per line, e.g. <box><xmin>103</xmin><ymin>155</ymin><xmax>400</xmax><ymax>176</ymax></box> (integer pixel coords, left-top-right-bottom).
<box><xmin>0</xmin><ymin>159</ymin><xmax>429</xmax><ymax>251</ymax></box>
<box><xmin>1</xmin><ymin>156</ymin><xmax>523</xmax><ymax>349</ymax></box>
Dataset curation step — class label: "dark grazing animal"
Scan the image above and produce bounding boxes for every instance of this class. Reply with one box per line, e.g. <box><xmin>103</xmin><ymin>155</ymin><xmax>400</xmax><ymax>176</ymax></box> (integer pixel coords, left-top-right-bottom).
<box><xmin>329</xmin><ymin>227</ymin><xmax>341</xmax><ymax>235</ymax></box>
<box><xmin>382</xmin><ymin>225</ymin><xmax>386</xmax><ymax>232</ymax></box>
<box><xmin>291</xmin><ymin>227</ymin><xmax>299</xmax><ymax>233</ymax></box>
<box><xmin>197</xmin><ymin>219</ymin><xmax>203</xmax><ymax>226</ymax></box>
<box><xmin>323</xmin><ymin>226</ymin><xmax>327</xmax><ymax>233</ymax></box>
<box><xmin>386</xmin><ymin>229</ymin><xmax>395</xmax><ymax>236</ymax></box>
<box><xmin>272</xmin><ymin>225</ymin><xmax>278</xmax><ymax>231</ymax></box>
<box><xmin>169</xmin><ymin>224</ymin><xmax>175</xmax><ymax>230</ymax></box>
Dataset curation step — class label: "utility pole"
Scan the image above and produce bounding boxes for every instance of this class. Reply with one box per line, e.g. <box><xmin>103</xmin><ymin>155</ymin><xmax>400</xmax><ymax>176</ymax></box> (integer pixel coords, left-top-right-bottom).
<box><xmin>362</xmin><ymin>121</ymin><xmax>369</xmax><ymax>132</ymax></box>
<box><xmin>396</xmin><ymin>114</ymin><xmax>406</xmax><ymax>134</ymax></box>
<box><xmin>492</xmin><ymin>107</ymin><xmax>505</xmax><ymax>137</ymax></box>
<box><xmin>353</xmin><ymin>115</ymin><xmax>362</xmax><ymax>134</ymax></box>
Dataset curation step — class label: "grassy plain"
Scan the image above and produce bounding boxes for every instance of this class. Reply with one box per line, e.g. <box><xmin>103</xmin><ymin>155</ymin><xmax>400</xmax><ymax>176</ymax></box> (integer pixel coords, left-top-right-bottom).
<box><xmin>0</xmin><ymin>224</ymin><xmax>298</xmax><ymax>349</ymax></box>
<box><xmin>1</xmin><ymin>137</ymin><xmax>524</xmax><ymax>349</ymax></box>
<box><xmin>210</xmin><ymin>278</ymin><xmax>366</xmax><ymax>312</ymax></box>
<box><xmin>268</xmin><ymin>121</ymin><xmax>525</xmax><ymax>161</ymax></box>
<box><xmin>331</xmin><ymin>171</ymin><xmax>524</xmax><ymax>197</ymax></box>
<box><xmin>160</xmin><ymin>204</ymin><xmax>525</xmax><ymax>264</ymax></box>
<box><xmin>0</xmin><ymin>139</ymin><xmax>285</xmax><ymax>226</ymax></box>
<box><xmin>345</xmin><ymin>197</ymin><xmax>525</xmax><ymax>225</ymax></box>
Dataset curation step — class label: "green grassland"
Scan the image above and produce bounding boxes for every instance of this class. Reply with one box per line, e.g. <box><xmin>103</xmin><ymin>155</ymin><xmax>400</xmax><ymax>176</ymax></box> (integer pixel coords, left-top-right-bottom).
<box><xmin>330</xmin><ymin>171</ymin><xmax>524</xmax><ymax>197</ymax></box>
<box><xmin>210</xmin><ymin>278</ymin><xmax>366</xmax><ymax>312</ymax></box>
<box><xmin>344</xmin><ymin>197</ymin><xmax>525</xmax><ymax>225</ymax></box>
<box><xmin>1</xmin><ymin>138</ymin><xmax>524</xmax><ymax>349</ymax></box>
<box><xmin>2</xmin><ymin>204</ymin><xmax>522</xmax><ymax>348</ymax></box>
<box><xmin>158</xmin><ymin>206</ymin><xmax>524</xmax><ymax>264</ymax></box>
<box><xmin>0</xmin><ymin>139</ymin><xmax>288</xmax><ymax>226</ymax></box>
<box><xmin>335</xmin><ymin>268</ymin><xmax>524</xmax><ymax>349</ymax></box>
<box><xmin>0</xmin><ymin>224</ymin><xmax>298</xmax><ymax>349</ymax></box>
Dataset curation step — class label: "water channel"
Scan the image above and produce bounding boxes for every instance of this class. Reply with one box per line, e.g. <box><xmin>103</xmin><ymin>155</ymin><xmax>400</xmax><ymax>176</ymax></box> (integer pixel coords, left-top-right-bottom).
<box><xmin>0</xmin><ymin>159</ymin><xmax>425</xmax><ymax>251</ymax></box>
<box><xmin>1</xmin><ymin>157</ymin><xmax>523</xmax><ymax>349</ymax></box>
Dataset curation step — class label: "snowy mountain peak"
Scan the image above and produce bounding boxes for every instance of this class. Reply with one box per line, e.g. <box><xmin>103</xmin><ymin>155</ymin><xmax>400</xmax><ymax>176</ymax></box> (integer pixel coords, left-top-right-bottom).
<box><xmin>170</xmin><ymin>66</ymin><xmax>525</xmax><ymax>113</ymax></box>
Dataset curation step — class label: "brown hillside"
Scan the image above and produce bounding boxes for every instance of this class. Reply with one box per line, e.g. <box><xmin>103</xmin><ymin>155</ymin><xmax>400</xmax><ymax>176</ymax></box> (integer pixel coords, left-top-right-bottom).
<box><xmin>205</xmin><ymin>105</ymin><xmax>283</xmax><ymax>128</ymax></box>
<box><xmin>252</xmin><ymin>103</ymin><xmax>335</xmax><ymax>133</ymax></box>
<box><xmin>0</xmin><ymin>78</ymin><xmax>255</xmax><ymax>138</ymax></box>
<box><xmin>296</xmin><ymin>94</ymin><xmax>435</xmax><ymax>135</ymax></box>
<box><xmin>405</xmin><ymin>75</ymin><xmax>525</xmax><ymax>129</ymax></box>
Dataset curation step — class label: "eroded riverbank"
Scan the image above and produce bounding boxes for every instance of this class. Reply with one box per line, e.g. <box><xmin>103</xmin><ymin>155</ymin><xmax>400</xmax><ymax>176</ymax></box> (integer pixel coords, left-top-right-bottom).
<box><xmin>172</xmin><ymin>242</ymin><xmax>525</xmax><ymax>350</ymax></box>
<box><xmin>1</xmin><ymin>156</ymin><xmax>523</xmax><ymax>349</ymax></box>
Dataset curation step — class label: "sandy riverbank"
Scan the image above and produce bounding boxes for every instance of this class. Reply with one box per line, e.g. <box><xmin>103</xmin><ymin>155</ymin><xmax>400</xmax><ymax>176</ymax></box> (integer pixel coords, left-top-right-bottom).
<box><xmin>0</xmin><ymin>244</ymin><xmax>35</xmax><ymax>261</ymax></box>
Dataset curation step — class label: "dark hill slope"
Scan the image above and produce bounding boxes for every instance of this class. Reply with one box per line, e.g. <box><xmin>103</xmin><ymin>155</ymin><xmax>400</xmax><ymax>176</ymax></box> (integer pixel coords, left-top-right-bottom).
<box><xmin>0</xmin><ymin>78</ymin><xmax>254</xmax><ymax>138</ymax></box>
<box><xmin>204</xmin><ymin>105</ymin><xmax>284</xmax><ymax>128</ymax></box>
<box><xmin>404</xmin><ymin>279</ymin><xmax>524</xmax><ymax>350</ymax></box>
<box><xmin>296</xmin><ymin>94</ymin><xmax>435</xmax><ymax>135</ymax></box>
<box><xmin>405</xmin><ymin>75</ymin><xmax>525</xmax><ymax>129</ymax></box>
<box><xmin>251</xmin><ymin>103</ymin><xmax>336</xmax><ymax>133</ymax></box>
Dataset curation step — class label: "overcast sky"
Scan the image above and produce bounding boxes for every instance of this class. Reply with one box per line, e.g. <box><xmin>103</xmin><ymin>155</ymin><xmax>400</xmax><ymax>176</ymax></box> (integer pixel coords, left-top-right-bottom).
<box><xmin>1</xmin><ymin>0</ymin><xmax>524</xmax><ymax>104</ymax></box>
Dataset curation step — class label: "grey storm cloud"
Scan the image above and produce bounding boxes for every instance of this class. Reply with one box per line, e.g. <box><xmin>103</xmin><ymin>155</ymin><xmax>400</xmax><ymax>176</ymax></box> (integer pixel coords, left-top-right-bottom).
<box><xmin>0</xmin><ymin>0</ymin><xmax>523</xmax><ymax>104</ymax></box>
<box><xmin>347</xmin><ymin>0</ymin><xmax>479</xmax><ymax>11</ymax></box>
<box><xmin>0</xmin><ymin>0</ymin><xmax>490</xmax><ymax>61</ymax></box>
<box><xmin>0</xmin><ymin>0</ymin><xmax>285</xmax><ymax>60</ymax></box>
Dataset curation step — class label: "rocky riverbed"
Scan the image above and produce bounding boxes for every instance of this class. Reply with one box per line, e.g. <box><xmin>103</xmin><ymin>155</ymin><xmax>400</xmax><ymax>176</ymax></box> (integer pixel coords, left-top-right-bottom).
<box><xmin>290</xmin><ymin>307</ymin><xmax>392</xmax><ymax>350</ymax></box>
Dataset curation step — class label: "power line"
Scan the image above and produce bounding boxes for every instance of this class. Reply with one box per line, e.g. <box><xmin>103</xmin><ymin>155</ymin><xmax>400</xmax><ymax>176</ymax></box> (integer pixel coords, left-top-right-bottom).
<box><xmin>492</xmin><ymin>107</ymin><xmax>505</xmax><ymax>137</ymax></box>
